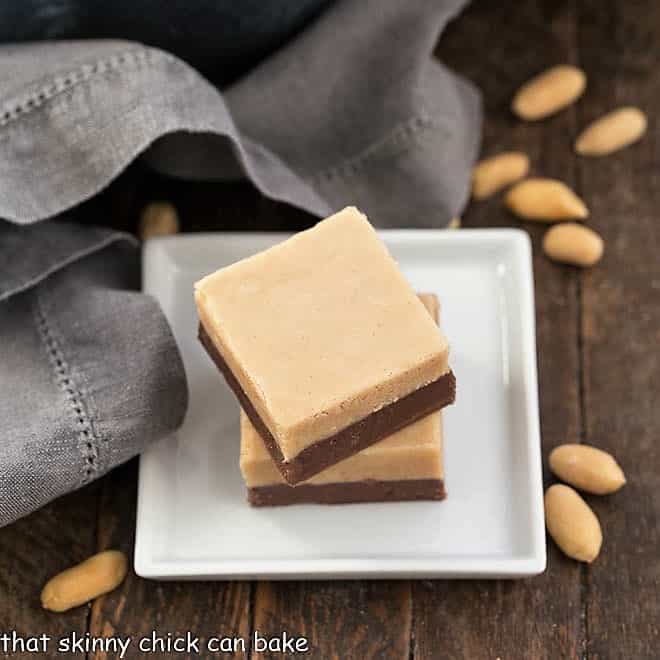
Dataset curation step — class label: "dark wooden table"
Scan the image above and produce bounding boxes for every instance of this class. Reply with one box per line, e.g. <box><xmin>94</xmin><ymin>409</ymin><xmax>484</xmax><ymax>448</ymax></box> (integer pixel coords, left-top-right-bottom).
<box><xmin>2</xmin><ymin>1</ymin><xmax>659</xmax><ymax>658</ymax></box>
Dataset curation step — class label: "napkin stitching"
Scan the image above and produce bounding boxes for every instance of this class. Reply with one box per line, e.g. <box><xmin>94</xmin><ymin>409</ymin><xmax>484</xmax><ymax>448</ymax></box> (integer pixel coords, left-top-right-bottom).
<box><xmin>34</xmin><ymin>295</ymin><xmax>99</xmax><ymax>484</ymax></box>
<box><xmin>310</xmin><ymin>114</ymin><xmax>448</xmax><ymax>182</ymax></box>
<box><xmin>0</xmin><ymin>46</ymin><xmax>154</xmax><ymax>128</ymax></box>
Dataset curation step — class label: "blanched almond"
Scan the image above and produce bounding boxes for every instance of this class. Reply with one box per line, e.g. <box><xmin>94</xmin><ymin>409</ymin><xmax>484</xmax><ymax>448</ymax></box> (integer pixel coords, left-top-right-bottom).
<box><xmin>139</xmin><ymin>201</ymin><xmax>180</xmax><ymax>240</ymax></box>
<box><xmin>505</xmin><ymin>178</ymin><xmax>588</xmax><ymax>221</ymax></box>
<box><xmin>575</xmin><ymin>107</ymin><xmax>647</xmax><ymax>156</ymax></box>
<box><xmin>545</xmin><ymin>484</ymin><xmax>602</xmax><ymax>563</ymax></box>
<box><xmin>543</xmin><ymin>223</ymin><xmax>603</xmax><ymax>267</ymax></box>
<box><xmin>549</xmin><ymin>444</ymin><xmax>626</xmax><ymax>494</ymax></box>
<box><xmin>41</xmin><ymin>550</ymin><xmax>128</xmax><ymax>612</ymax></box>
<box><xmin>472</xmin><ymin>152</ymin><xmax>530</xmax><ymax>199</ymax></box>
<box><xmin>513</xmin><ymin>65</ymin><xmax>586</xmax><ymax>120</ymax></box>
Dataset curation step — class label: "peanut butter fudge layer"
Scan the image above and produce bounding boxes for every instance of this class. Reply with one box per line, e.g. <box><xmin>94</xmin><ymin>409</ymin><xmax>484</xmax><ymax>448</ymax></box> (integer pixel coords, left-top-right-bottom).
<box><xmin>195</xmin><ymin>207</ymin><xmax>454</xmax><ymax>485</ymax></box>
<box><xmin>240</xmin><ymin>409</ymin><xmax>445</xmax><ymax>506</ymax></box>
<box><xmin>240</xmin><ymin>294</ymin><xmax>446</xmax><ymax>506</ymax></box>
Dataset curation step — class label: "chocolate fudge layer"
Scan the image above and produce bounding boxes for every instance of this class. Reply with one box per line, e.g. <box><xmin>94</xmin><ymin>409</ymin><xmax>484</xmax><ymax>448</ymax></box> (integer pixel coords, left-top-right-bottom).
<box><xmin>240</xmin><ymin>409</ymin><xmax>445</xmax><ymax>506</ymax></box>
<box><xmin>195</xmin><ymin>207</ymin><xmax>454</xmax><ymax>484</ymax></box>
<box><xmin>247</xmin><ymin>481</ymin><xmax>445</xmax><ymax>506</ymax></box>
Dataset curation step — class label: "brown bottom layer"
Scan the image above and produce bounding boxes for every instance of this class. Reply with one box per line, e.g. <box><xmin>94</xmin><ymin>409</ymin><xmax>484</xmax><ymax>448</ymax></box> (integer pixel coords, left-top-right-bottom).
<box><xmin>247</xmin><ymin>478</ymin><xmax>446</xmax><ymax>507</ymax></box>
<box><xmin>199</xmin><ymin>324</ymin><xmax>455</xmax><ymax>485</ymax></box>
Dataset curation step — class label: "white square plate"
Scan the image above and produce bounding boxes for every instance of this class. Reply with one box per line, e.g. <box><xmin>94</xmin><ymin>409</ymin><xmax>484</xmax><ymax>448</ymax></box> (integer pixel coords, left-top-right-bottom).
<box><xmin>136</xmin><ymin>229</ymin><xmax>545</xmax><ymax>579</ymax></box>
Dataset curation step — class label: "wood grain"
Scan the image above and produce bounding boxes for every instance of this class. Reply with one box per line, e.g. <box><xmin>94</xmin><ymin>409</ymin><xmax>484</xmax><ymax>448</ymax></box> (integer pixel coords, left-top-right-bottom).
<box><xmin>0</xmin><ymin>486</ymin><xmax>98</xmax><ymax>659</ymax></box>
<box><xmin>88</xmin><ymin>460</ymin><xmax>252</xmax><ymax>659</ymax></box>
<box><xmin>411</xmin><ymin>2</ymin><xmax>584</xmax><ymax>658</ymax></box>
<box><xmin>577</xmin><ymin>2</ymin><xmax>660</xmax><ymax>658</ymax></box>
<box><xmin>251</xmin><ymin>581</ymin><xmax>411</xmax><ymax>660</ymax></box>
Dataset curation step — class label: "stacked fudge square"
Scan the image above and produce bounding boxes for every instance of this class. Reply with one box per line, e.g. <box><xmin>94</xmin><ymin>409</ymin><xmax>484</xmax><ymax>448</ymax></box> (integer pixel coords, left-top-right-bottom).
<box><xmin>194</xmin><ymin>207</ymin><xmax>455</xmax><ymax>506</ymax></box>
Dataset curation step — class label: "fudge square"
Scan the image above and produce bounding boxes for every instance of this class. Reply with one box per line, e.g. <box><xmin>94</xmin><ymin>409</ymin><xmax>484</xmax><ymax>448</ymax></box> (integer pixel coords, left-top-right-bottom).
<box><xmin>239</xmin><ymin>294</ymin><xmax>446</xmax><ymax>506</ymax></box>
<box><xmin>240</xmin><ymin>408</ymin><xmax>445</xmax><ymax>506</ymax></box>
<box><xmin>195</xmin><ymin>207</ymin><xmax>455</xmax><ymax>485</ymax></box>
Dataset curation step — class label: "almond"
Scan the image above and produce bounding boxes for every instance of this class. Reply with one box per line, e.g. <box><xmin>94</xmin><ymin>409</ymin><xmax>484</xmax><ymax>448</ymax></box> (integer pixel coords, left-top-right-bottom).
<box><xmin>512</xmin><ymin>65</ymin><xmax>586</xmax><ymax>121</ymax></box>
<box><xmin>139</xmin><ymin>201</ymin><xmax>180</xmax><ymax>240</ymax></box>
<box><xmin>575</xmin><ymin>107</ymin><xmax>647</xmax><ymax>156</ymax></box>
<box><xmin>543</xmin><ymin>223</ymin><xmax>604</xmax><ymax>267</ymax></box>
<box><xmin>549</xmin><ymin>444</ymin><xmax>626</xmax><ymax>494</ymax></box>
<box><xmin>545</xmin><ymin>484</ymin><xmax>602</xmax><ymax>563</ymax></box>
<box><xmin>447</xmin><ymin>217</ymin><xmax>461</xmax><ymax>229</ymax></box>
<box><xmin>472</xmin><ymin>152</ymin><xmax>530</xmax><ymax>199</ymax></box>
<box><xmin>41</xmin><ymin>550</ymin><xmax>128</xmax><ymax>612</ymax></box>
<box><xmin>505</xmin><ymin>178</ymin><xmax>588</xmax><ymax>221</ymax></box>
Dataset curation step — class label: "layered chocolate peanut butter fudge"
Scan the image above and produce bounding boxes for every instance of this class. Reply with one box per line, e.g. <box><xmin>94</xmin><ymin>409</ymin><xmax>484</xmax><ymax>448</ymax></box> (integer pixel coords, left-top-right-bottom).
<box><xmin>195</xmin><ymin>207</ymin><xmax>455</xmax><ymax>485</ymax></box>
<box><xmin>240</xmin><ymin>409</ymin><xmax>445</xmax><ymax>506</ymax></box>
<box><xmin>240</xmin><ymin>294</ymin><xmax>446</xmax><ymax>506</ymax></box>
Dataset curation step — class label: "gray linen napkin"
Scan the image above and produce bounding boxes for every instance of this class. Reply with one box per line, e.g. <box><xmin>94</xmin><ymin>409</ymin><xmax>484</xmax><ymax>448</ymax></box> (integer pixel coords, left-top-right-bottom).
<box><xmin>0</xmin><ymin>222</ymin><xmax>188</xmax><ymax>520</ymax></box>
<box><xmin>0</xmin><ymin>0</ymin><xmax>481</xmax><ymax>526</ymax></box>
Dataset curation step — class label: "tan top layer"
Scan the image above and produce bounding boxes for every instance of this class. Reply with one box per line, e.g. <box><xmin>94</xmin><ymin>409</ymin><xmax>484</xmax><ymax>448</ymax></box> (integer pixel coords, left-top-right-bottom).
<box><xmin>241</xmin><ymin>293</ymin><xmax>444</xmax><ymax>487</ymax></box>
<box><xmin>240</xmin><ymin>409</ymin><xmax>443</xmax><ymax>487</ymax></box>
<box><xmin>195</xmin><ymin>206</ymin><xmax>449</xmax><ymax>461</ymax></box>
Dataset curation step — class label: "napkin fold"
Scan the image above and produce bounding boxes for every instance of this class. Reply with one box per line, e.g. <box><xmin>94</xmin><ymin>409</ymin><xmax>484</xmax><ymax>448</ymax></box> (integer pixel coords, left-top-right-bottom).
<box><xmin>0</xmin><ymin>0</ymin><xmax>481</xmax><ymax>526</ymax></box>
